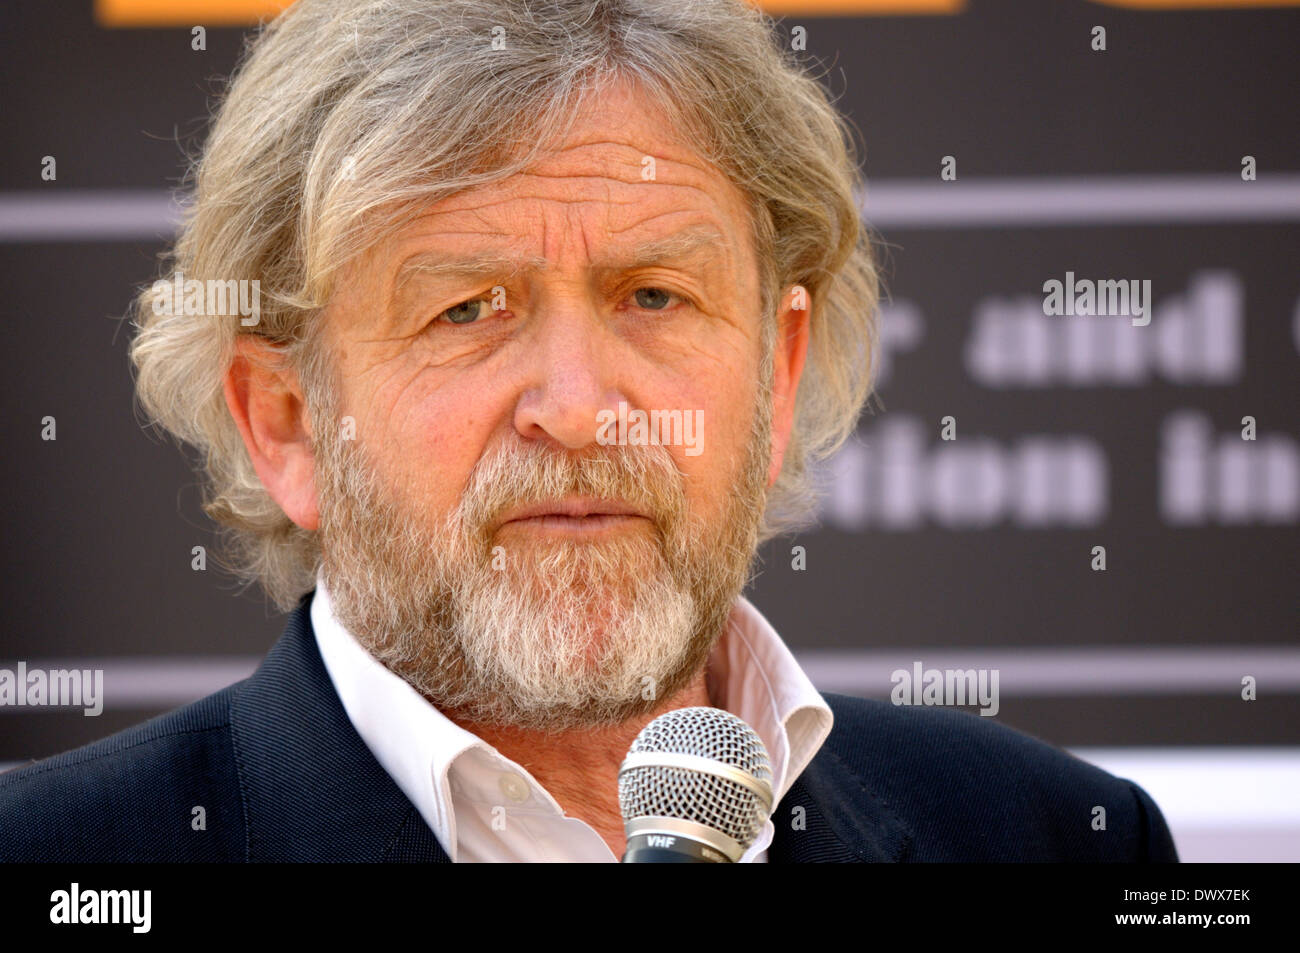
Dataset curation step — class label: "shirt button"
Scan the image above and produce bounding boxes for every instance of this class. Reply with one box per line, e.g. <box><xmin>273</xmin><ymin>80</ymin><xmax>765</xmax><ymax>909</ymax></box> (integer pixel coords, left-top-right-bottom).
<box><xmin>499</xmin><ymin>773</ymin><xmax>530</xmax><ymax>803</ymax></box>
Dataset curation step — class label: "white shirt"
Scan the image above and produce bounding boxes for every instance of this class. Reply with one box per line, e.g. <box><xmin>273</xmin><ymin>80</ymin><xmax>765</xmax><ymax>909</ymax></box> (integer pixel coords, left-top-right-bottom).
<box><xmin>311</xmin><ymin>571</ymin><xmax>833</xmax><ymax>862</ymax></box>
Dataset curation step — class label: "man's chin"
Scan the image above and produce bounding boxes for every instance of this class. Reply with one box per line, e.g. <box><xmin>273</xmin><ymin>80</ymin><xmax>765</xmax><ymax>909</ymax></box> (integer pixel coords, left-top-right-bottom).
<box><xmin>437</xmin><ymin>576</ymin><xmax>707</xmax><ymax>728</ymax></box>
<box><xmin>475</xmin><ymin>586</ymin><xmax>668</xmax><ymax>670</ymax></box>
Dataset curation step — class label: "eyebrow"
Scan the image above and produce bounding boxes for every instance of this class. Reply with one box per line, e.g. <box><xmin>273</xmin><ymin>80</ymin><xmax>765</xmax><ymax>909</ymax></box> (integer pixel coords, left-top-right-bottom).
<box><xmin>392</xmin><ymin>225</ymin><xmax>729</xmax><ymax>292</ymax></box>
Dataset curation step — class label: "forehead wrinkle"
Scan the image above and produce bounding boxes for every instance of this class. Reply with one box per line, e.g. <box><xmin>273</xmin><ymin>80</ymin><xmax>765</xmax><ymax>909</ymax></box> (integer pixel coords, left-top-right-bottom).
<box><xmin>594</xmin><ymin>225</ymin><xmax>732</xmax><ymax>275</ymax></box>
<box><xmin>392</xmin><ymin>223</ymin><xmax>732</xmax><ymax>295</ymax></box>
<box><xmin>394</xmin><ymin>250</ymin><xmax>547</xmax><ymax>294</ymax></box>
<box><xmin>507</xmin><ymin>171</ymin><xmax>724</xmax><ymax>207</ymax></box>
<box><xmin>432</xmin><ymin>189</ymin><xmax>646</xmax><ymax>216</ymax></box>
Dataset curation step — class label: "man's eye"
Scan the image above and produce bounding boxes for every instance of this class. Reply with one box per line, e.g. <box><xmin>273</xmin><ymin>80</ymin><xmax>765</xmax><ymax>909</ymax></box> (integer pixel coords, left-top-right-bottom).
<box><xmin>632</xmin><ymin>287</ymin><xmax>678</xmax><ymax>310</ymax></box>
<box><xmin>438</xmin><ymin>298</ymin><xmax>488</xmax><ymax>325</ymax></box>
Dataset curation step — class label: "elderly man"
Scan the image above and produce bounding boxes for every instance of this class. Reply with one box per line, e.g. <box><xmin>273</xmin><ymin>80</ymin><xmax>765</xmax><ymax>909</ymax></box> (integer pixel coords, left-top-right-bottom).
<box><xmin>0</xmin><ymin>0</ymin><xmax>1175</xmax><ymax>862</ymax></box>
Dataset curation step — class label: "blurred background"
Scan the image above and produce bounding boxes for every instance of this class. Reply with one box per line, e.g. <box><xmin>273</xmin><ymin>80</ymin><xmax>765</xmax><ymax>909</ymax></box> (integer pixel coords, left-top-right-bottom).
<box><xmin>0</xmin><ymin>0</ymin><xmax>1296</xmax><ymax>861</ymax></box>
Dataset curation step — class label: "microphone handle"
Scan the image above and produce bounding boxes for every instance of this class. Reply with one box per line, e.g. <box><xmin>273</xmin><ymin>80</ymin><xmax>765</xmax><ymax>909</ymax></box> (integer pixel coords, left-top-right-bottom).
<box><xmin>621</xmin><ymin>831</ymin><xmax>731</xmax><ymax>863</ymax></box>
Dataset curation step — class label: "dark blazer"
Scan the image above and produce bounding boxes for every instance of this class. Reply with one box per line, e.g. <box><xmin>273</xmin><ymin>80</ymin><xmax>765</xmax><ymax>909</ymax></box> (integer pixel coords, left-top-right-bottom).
<box><xmin>0</xmin><ymin>596</ymin><xmax>1179</xmax><ymax>862</ymax></box>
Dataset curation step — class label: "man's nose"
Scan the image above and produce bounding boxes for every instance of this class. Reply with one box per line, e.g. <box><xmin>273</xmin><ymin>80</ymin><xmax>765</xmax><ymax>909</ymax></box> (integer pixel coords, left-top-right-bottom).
<box><xmin>512</xmin><ymin>301</ymin><xmax>624</xmax><ymax>450</ymax></box>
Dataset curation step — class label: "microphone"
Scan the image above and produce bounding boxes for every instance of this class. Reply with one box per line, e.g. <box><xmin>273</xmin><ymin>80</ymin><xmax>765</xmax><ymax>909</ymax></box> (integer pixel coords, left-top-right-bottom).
<box><xmin>617</xmin><ymin>706</ymin><xmax>773</xmax><ymax>863</ymax></box>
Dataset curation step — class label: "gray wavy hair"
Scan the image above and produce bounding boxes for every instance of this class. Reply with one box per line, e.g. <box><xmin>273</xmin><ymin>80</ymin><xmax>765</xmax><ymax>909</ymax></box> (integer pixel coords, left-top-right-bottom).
<box><xmin>130</xmin><ymin>0</ymin><xmax>880</xmax><ymax>611</ymax></box>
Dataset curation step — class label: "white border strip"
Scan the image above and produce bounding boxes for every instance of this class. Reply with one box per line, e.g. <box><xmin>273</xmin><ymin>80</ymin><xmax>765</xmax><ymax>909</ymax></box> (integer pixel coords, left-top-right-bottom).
<box><xmin>1071</xmin><ymin>747</ymin><xmax>1300</xmax><ymax>829</ymax></box>
<box><xmin>0</xmin><ymin>190</ymin><xmax>185</xmax><ymax>241</ymax></box>
<box><xmin>796</xmin><ymin>647</ymin><xmax>1300</xmax><ymax>695</ymax></box>
<box><xmin>1072</xmin><ymin>747</ymin><xmax>1300</xmax><ymax>861</ymax></box>
<box><xmin>859</xmin><ymin>174</ymin><xmax>1300</xmax><ymax>226</ymax></box>
<box><xmin>4</xmin><ymin>175</ymin><xmax>1300</xmax><ymax>241</ymax></box>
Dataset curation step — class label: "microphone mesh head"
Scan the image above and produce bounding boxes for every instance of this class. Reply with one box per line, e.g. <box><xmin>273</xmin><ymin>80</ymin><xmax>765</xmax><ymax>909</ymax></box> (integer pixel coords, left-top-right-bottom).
<box><xmin>619</xmin><ymin>707</ymin><xmax>773</xmax><ymax>849</ymax></box>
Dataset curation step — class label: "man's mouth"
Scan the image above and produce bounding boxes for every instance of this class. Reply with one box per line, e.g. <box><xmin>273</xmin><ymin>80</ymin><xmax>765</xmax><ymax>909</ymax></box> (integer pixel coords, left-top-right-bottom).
<box><xmin>496</xmin><ymin>497</ymin><xmax>652</xmax><ymax>535</ymax></box>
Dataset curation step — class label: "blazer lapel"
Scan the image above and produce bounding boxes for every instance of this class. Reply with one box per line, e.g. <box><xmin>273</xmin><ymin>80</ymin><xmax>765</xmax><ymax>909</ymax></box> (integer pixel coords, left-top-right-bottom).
<box><xmin>769</xmin><ymin>740</ymin><xmax>911</xmax><ymax>863</ymax></box>
<box><xmin>229</xmin><ymin>594</ymin><xmax>450</xmax><ymax>862</ymax></box>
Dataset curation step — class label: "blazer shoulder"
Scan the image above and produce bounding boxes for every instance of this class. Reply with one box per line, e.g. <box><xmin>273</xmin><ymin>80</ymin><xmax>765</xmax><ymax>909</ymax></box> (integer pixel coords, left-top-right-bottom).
<box><xmin>0</xmin><ymin>682</ymin><xmax>247</xmax><ymax>862</ymax></box>
<box><xmin>815</xmin><ymin>692</ymin><xmax>1179</xmax><ymax>862</ymax></box>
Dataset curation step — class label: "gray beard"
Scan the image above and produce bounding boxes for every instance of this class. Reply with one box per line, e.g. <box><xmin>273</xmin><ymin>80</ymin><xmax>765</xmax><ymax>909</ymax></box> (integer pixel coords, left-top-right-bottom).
<box><xmin>311</xmin><ymin>392</ymin><xmax>772</xmax><ymax>733</ymax></box>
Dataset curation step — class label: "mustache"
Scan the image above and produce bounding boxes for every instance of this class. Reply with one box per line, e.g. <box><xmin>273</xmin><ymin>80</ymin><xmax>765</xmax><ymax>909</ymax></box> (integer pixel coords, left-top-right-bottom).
<box><xmin>456</xmin><ymin>438</ymin><xmax>688</xmax><ymax>541</ymax></box>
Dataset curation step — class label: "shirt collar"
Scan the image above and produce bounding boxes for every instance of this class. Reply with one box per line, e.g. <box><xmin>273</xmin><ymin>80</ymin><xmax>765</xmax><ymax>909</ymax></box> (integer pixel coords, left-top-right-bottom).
<box><xmin>310</xmin><ymin>570</ymin><xmax>832</xmax><ymax>860</ymax></box>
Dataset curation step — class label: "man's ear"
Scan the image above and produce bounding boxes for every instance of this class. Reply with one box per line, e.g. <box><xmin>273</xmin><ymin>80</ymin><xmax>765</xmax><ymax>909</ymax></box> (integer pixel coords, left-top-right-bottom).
<box><xmin>767</xmin><ymin>284</ymin><xmax>811</xmax><ymax>488</ymax></box>
<box><xmin>222</xmin><ymin>336</ymin><xmax>320</xmax><ymax>531</ymax></box>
